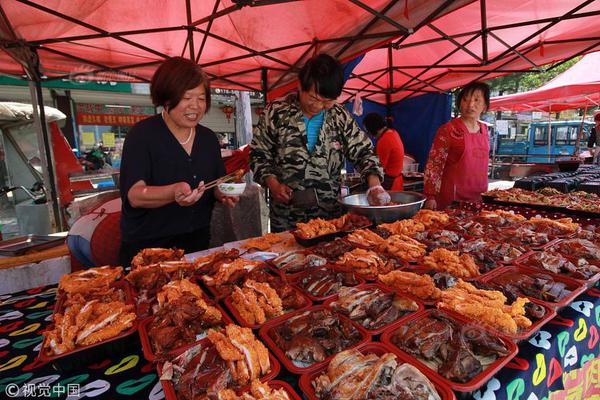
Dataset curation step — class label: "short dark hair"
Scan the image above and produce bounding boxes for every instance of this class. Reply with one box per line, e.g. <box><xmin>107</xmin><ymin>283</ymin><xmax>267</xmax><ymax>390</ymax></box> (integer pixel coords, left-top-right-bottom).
<box><xmin>298</xmin><ymin>53</ymin><xmax>343</xmax><ymax>100</ymax></box>
<box><xmin>456</xmin><ymin>81</ymin><xmax>490</xmax><ymax>112</ymax></box>
<box><xmin>594</xmin><ymin>112</ymin><xmax>600</xmax><ymax>121</ymax></box>
<box><xmin>363</xmin><ymin>113</ymin><xmax>387</xmax><ymax>136</ymax></box>
<box><xmin>151</xmin><ymin>57</ymin><xmax>211</xmax><ymax>111</ymax></box>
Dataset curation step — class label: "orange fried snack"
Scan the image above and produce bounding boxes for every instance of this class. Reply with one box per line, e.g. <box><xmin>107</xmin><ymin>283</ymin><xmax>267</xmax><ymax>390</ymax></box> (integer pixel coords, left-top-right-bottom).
<box><xmin>208</xmin><ymin>324</ymin><xmax>271</xmax><ymax>386</ymax></box>
<box><xmin>218</xmin><ymin>380</ymin><xmax>291</xmax><ymax>400</ymax></box>
<box><xmin>526</xmin><ymin>217</ymin><xmax>580</xmax><ymax>236</ymax></box>
<box><xmin>336</xmin><ymin>248</ymin><xmax>395</xmax><ymax>277</ymax></box>
<box><xmin>241</xmin><ymin>233</ymin><xmax>286</xmax><ymax>251</ymax></box>
<box><xmin>346</xmin><ymin>229</ymin><xmax>385</xmax><ymax>249</ymax></box>
<box><xmin>437</xmin><ymin>280</ymin><xmax>531</xmax><ymax>335</ymax></box>
<box><xmin>131</xmin><ymin>248</ymin><xmax>184</xmax><ymax>269</ymax></box>
<box><xmin>202</xmin><ymin>258</ymin><xmax>262</xmax><ymax>287</ymax></box>
<box><xmin>478</xmin><ymin>210</ymin><xmax>526</xmax><ymax>224</ymax></box>
<box><xmin>231</xmin><ymin>280</ymin><xmax>284</xmax><ymax>325</ymax></box>
<box><xmin>422</xmin><ymin>248</ymin><xmax>480</xmax><ymax>278</ymax></box>
<box><xmin>378</xmin><ymin>270</ymin><xmax>442</xmax><ymax>301</ymax></box>
<box><xmin>412</xmin><ymin>209</ymin><xmax>450</xmax><ymax>228</ymax></box>
<box><xmin>157</xmin><ymin>278</ymin><xmax>204</xmax><ymax>306</ymax></box>
<box><xmin>59</xmin><ymin>266</ymin><xmax>123</xmax><ymax>296</ymax></box>
<box><xmin>379</xmin><ymin>219</ymin><xmax>426</xmax><ymax>237</ymax></box>
<box><xmin>295</xmin><ymin>218</ymin><xmax>338</xmax><ymax>239</ymax></box>
<box><xmin>378</xmin><ymin>234</ymin><xmax>427</xmax><ymax>261</ymax></box>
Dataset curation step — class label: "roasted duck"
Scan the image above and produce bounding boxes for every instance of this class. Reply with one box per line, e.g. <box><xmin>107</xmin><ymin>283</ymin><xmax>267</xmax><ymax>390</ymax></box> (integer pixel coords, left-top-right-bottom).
<box><xmin>296</xmin><ymin>268</ymin><xmax>361</xmax><ymax>298</ymax></box>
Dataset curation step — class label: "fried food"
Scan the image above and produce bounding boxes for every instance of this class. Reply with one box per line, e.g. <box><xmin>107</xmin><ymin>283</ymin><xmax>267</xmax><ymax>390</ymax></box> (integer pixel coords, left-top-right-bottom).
<box><xmin>202</xmin><ymin>258</ymin><xmax>263</xmax><ymax>287</ymax></box>
<box><xmin>525</xmin><ymin>217</ymin><xmax>580</xmax><ymax>236</ymax></box>
<box><xmin>130</xmin><ymin>248</ymin><xmax>184</xmax><ymax>269</ymax></box>
<box><xmin>193</xmin><ymin>249</ymin><xmax>240</xmax><ymax>272</ymax></box>
<box><xmin>379</xmin><ymin>219</ymin><xmax>426</xmax><ymax>237</ymax></box>
<box><xmin>241</xmin><ymin>233</ymin><xmax>287</xmax><ymax>250</ymax></box>
<box><xmin>58</xmin><ymin>266</ymin><xmax>123</xmax><ymax>297</ymax></box>
<box><xmin>207</xmin><ymin>324</ymin><xmax>271</xmax><ymax>386</ymax></box>
<box><xmin>412</xmin><ymin>209</ymin><xmax>450</xmax><ymax>228</ymax></box>
<box><xmin>296</xmin><ymin>218</ymin><xmax>338</xmax><ymax>239</ymax></box>
<box><xmin>422</xmin><ymin>248</ymin><xmax>480</xmax><ymax>279</ymax></box>
<box><xmin>332</xmin><ymin>213</ymin><xmax>372</xmax><ymax>231</ymax></box>
<box><xmin>378</xmin><ymin>270</ymin><xmax>442</xmax><ymax>301</ymax></box>
<box><xmin>44</xmin><ymin>300</ymin><xmax>136</xmax><ymax>355</ymax></box>
<box><xmin>218</xmin><ymin>380</ymin><xmax>291</xmax><ymax>400</ymax></box>
<box><xmin>345</xmin><ymin>229</ymin><xmax>385</xmax><ymax>249</ymax></box>
<box><xmin>378</xmin><ymin>234</ymin><xmax>427</xmax><ymax>261</ymax></box>
<box><xmin>477</xmin><ymin>210</ymin><xmax>526</xmax><ymax>226</ymax></box>
<box><xmin>156</xmin><ymin>278</ymin><xmax>205</xmax><ymax>308</ymax></box>
<box><xmin>231</xmin><ymin>280</ymin><xmax>284</xmax><ymax>325</ymax></box>
<box><xmin>336</xmin><ymin>248</ymin><xmax>396</xmax><ymax>277</ymax></box>
<box><xmin>437</xmin><ymin>280</ymin><xmax>531</xmax><ymax>335</ymax></box>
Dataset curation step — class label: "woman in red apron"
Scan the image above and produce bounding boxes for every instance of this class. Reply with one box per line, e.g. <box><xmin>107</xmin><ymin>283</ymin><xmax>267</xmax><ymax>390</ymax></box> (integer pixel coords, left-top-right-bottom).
<box><xmin>363</xmin><ymin>113</ymin><xmax>405</xmax><ymax>191</ymax></box>
<box><xmin>424</xmin><ymin>82</ymin><xmax>490</xmax><ymax>210</ymax></box>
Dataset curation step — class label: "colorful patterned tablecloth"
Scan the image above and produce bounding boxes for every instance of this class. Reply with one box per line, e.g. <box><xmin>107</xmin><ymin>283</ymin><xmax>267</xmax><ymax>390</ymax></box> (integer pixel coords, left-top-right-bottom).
<box><xmin>1</xmin><ymin>283</ymin><xmax>599</xmax><ymax>400</ymax></box>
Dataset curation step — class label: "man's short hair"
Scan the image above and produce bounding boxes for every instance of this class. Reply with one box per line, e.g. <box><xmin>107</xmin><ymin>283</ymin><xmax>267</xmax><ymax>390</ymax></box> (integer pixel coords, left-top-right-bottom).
<box><xmin>298</xmin><ymin>54</ymin><xmax>343</xmax><ymax>100</ymax></box>
<box><xmin>151</xmin><ymin>57</ymin><xmax>211</xmax><ymax>111</ymax></box>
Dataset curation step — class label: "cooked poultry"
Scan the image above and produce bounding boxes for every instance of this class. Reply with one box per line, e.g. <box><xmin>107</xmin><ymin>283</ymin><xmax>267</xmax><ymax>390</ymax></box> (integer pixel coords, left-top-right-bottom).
<box><xmin>333</xmin><ymin>214</ymin><xmax>372</xmax><ymax>231</ymax></box>
<box><xmin>59</xmin><ymin>266</ymin><xmax>123</xmax><ymax>297</ymax></box>
<box><xmin>231</xmin><ymin>280</ymin><xmax>284</xmax><ymax>325</ymax></box>
<box><xmin>412</xmin><ymin>209</ymin><xmax>450</xmax><ymax>228</ymax></box>
<box><xmin>488</xmin><ymin>271</ymin><xmax>574</xmax><ymax>304</ymax></box>
<box><xmin>269</xmin><ymin>309</ymin><xmax>362</xmax><ymax>368</ymax></box>
<box><xmin>44</xmin><ymin>299</ymin><xmax>135</xmax><ymax>355</ymax></box>
<box><xmin>329</xmin><ymin>286</ymin><xmax>418</xmax><ymax>330</ymax></box>
<box><xmin>379</xmin><ymin>219</ymin><xmax>426</xmax><ymax>237</ymax></box>
<box><xmin>391</xmin><ymin>311</ymin><xmax>510</xmax><ymax>383</ymax></box>
<box><xmin>130</xmin><ymin>247</ymin><xmax>185</xmax><ymax>269</ymax></box>
<box><xmin>346</xmin><ymin>229</ymin><xmax>385</xmax><ymax>249</ymax></box>
<box><xmin>312</xmin><ymin>238</ymin><xmax>355</xmax><ymax>261</ymax></box>
<box><xmin>270</xmin><ymin>251</ymin><xmax>327</xmax><ymax>274</ymax></box>
<box><xmin>556</xmin><ymin>239</ymin><xmax>600</xmax><ymax>260</ymax></box>
<box><xmin>202</xmin><ymin>258</ymin><xmax>263</xmax><ymax>287</ymax></box>
<box><xmin>475</xmin><ymin>210</ymin><xmax>526</xmax><ymax>227</ymax></box>
<box><xmin>313</xmin><ymin>348</ymin><xmax>441</xmax><ymax>400</ymax></box>
<box><xmin>524</xmin><ymin>217</ymin><xmax>580</xmax><ymax>237</ymax></box>
<box><xmin>520</xmin><ymin>251</ymin><xmax>600</xmax><ymax>280</ymax></box>
<box><xmin>208</xmin><ymin>325</ymin><xmax>271</xmax><ymax>386</ymax></box>
<box><xmin>296</xmin><ymin>268</ymin><xmax>361</xmax><ymax>298</ymax></box>
<box><xmin>296</xmin><ymin>218</ymin><xmax>338</xmax><ymax>239</ymax></box>
<box><xmin>378</xmin><ymin>271</ymin><xmax>442</xmax><ymax>302</ymax></box>
<box><xmin>378</xmin><ymin>234</ymin><xmax>427</xmax><ymax>261</ymax></box>
<box><xmin>194</xmin><ymin>249</ymin><xmax>240</xmax><ymax>273</ymax></box>
<box><xmin>241</xmin><ymin>233</ymin><xmax>287</xmax><ymax>250</ymax></box>
<box><xmin>218</xmin><ymin>380</ymin><xmax>290</xmax><ymax>400</ymax></box>
<box><xmin>336</xmin><ymin>248</ymin><xmax>397</xmax><ymax>278</ymax></box>
<box><xmin>156</xmin><ymin>278</ymin><xmax>206</xmax><ymax>308</ymax></box>
<box><xmin>459</xmin><ymin>239</ymin><xmax>524</xmax><ymax>273</ymax></box>
<box><xmin>437</xmin><ymin>280</ymin><xmax>532</xmax><ymax>335</ymax></box>
<box><xmin>422</xmin><ymin>248</ymin><xmax>480</xmax><ymax>278</ymax></box>
<box><xmin>414</xmin><ymin>229</ymin><xmax>464</xmax><ymax>251</ymax></box>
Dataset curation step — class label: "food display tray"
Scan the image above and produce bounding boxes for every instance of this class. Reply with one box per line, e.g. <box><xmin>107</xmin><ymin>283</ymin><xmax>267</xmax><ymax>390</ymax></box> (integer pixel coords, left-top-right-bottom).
<box><xmin>298</xmin><ymin>342</ymin><xmax>456</xmax><ymax>400</ymax></box>
<box><xmin>323</xmin><ymin>283</ymin><xmax>424</xmax><ymax>336</ymax></box>
<box><xmin>514</xmin><ymin>250</ymin><xmax>600</xmax><ymax>285</ymax></box>
<box><xmin>0</xmin><ymin>234</ymin><xmax>65</xmax><ymax>256</ymax></box>
<box><xmin>223</xmin><ymin>285</ymin><xmax>313</xmax><ymax>330</ymax></box>
<box><xmin>258</xmin><ymin>305</ymin><xmax>371</xmax><ymax>374</ymax></box>
<box><xmin>138</xmin><ymin>302</ymin><xmax>234</xmax><ymax>362</ymax></box>
<box><xmin>157</xmin><ymin>338</ymin><xmax>281</xmax><ymax>400</ymax></box>
<box><xmin>201</xmin><ymin>264</ymin><xmax>284</xmax><ymax>300</ymax></box>
<box><xmin>37</xmin><ymin>281</ymin><xmax>139</xmax><ymax>372</ymax></box>
<box><xmin>381</xmin><ymin>309</ymin><xmax>518</xmax><ymax>392</ymax></box>
<box><xmin>478</xmin><ymin>264</ymin><xmax>588</xmax><ymax>309</ymax></box>
<box><xmin>290</xmin><ymin>265</ymin><xmax>366</xmax><ymax>302</ymax></box>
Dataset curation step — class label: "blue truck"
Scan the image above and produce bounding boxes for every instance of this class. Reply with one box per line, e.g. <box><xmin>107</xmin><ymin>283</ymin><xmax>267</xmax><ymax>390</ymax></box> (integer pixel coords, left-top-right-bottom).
<box><xmin>496</xmin><ymin>120</ymin><xmax>594</xmax><ymax>163</ymax></box>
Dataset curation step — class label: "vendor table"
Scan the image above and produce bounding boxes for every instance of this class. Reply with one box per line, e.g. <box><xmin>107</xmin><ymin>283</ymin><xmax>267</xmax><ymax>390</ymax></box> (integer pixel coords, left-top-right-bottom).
<box><xmin>0</xmin><ymin>281</ymin><xmax>599</xmax><ymax>399</ymax></box>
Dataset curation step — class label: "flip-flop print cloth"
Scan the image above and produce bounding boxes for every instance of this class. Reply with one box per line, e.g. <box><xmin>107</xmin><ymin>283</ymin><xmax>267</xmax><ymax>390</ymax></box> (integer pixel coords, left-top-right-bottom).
<box><xmin>0</xmin><ymin>283</ymin><xmax>599</xmax><ymax>400</ymax></box>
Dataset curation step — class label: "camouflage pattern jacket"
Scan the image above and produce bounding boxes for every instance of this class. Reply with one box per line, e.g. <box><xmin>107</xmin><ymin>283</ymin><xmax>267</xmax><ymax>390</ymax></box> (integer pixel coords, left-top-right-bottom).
<box><xmin>250</xmin><ymin>93</ymin><xmax>383</xmax><ymax>231</ymax></box>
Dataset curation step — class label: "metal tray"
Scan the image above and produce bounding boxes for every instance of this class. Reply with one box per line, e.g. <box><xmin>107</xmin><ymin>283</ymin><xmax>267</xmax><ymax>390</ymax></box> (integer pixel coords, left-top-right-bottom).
<box><xmin>0</xmin><ymin>235</ymin><xmax>65</xmax><ymax>256</ymax></box>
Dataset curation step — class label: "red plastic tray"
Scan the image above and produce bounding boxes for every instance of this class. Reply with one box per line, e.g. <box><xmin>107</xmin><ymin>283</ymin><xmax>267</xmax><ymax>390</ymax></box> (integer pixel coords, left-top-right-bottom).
<box><xmin>478</xmin><ymin>264</ymin><xmax>588</xmax><ymax>309</ymax></box>
<box><xmin>381</xmin><ymin>309</ymin><xmax>518</xmax><ymax>392</ymax></box>
<box><xmin>298</xmin><ymin>342</ymin><xmax>456</xmax><ymax>400</ymax></box>
<box><xmin>323</xmin><ymin>283</ymin><xmax>424</xmax><ymax>335</ymax></box>
<box><xmin>258</xmin><ymin>305</ymin><xmax>371</xmax><ymax>374</ymax></box>
<box><xmin>515</xmin><ymin>250</ymin><xmax>600</xmax><ymax>285</ymax></box>
<box><xmin>138</xmin><ymin>301</ymin><xmax>233</xmax><ymax>362</ymax></box>
<box><xmin>223</xmin><ymin>285</ymin><xmax>313</xmax><ymax>329</ymax></box>
<box><xmin>38</xmin><ymin>281</ymin><xmax>138</xmax><ymax>372</ymax></box>
<box><xmin>201</xmin><ymin>264</ymin><xmax>284</xmax><ymax>300</ymax></box>
<box><xmin>157</xmin><ymin>338</ymin><xmax>281</xmax><ymax>400</ymax></box>
<box><xmin>290</xmin><ymin>265</ymin><xmax>366</xmax><ymax>302</ymax></box>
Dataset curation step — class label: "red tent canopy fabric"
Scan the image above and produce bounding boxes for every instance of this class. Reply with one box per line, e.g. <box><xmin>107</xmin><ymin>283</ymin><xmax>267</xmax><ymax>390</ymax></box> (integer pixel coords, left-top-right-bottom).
<box><xmin>0</xmin><ymin>0</ymin><xmax>470</xmax><ymax>93</ymax></box>
<box><xmin>489</xmin><ymin>51</ymin><xmax>600</xmax><ymax>111</ymax></box>
<box><xmin>342</xmin><ymin>0</ymin><xmax>600</xmax><ymax>105</ymax></box>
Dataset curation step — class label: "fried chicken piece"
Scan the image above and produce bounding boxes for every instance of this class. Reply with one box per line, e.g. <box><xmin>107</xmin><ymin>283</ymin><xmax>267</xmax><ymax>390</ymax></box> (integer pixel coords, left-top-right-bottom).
<box><xmin>336</xmin><ymin>248</ymin><xmax>394</xmax><ymax>277</ymax></box>
<box><xmin>379</xmin><ymin>219</ymin><xmax>426</xmax><ymax>237</ymax></box>
<box><xmin>296</xmin><ymin>218</ymin><xmax>338</xmax><ymax>239</ymax></box>
<box><xmin>422</xmin><ymin>248</ymin><xmax>480</xmax><ymax>278</ymax></box>
<box><xmin>346</xmin><ymin>229</ymin><xmax>385</xmax><ymax>248</ymax></box>
<box><xmin>241</xmin><ymin>233</ymin><xmax>286</xmax><ymax>250</ymax></box>
<box><xmin>203</xmin><ymin>258</ymin><xmax>262</xmax><ymax>287</ymax></box>
<box><xmin>525</xmin><ymin>217</ymin><xmax>580</xmax><ymax>236</ymax></box>
<box><xmin>59</xmin><ymin>266</ymin><xmax>123</xmax><ymax>296</ymax></box>
<box><xmin>413</xmin><ymin>209</ymin><xmax>450</xmax><ymax>228</ymax></box>
<box><xmin>231</xmin><ymin>280</ymin><xmax>284</xmax><ymax>325</ymax></box>
<box><xmin>378</xmin><ymin>270</ymin><xmax>442</xmax><ymax>301</ymax></box>
<box><xmin>131</xmin><ymin>247</ymin><xmax>184</xmax><ymax>269</ymax></box>
<box><xmin>378</xmin><ymin>234</ymin><xmax>427</xmax><ymax>261</ymax></box>
<box><xmin>157</xmin><ymin>278</ymin><xmax>205</xmax><ymax>307</ymax></box>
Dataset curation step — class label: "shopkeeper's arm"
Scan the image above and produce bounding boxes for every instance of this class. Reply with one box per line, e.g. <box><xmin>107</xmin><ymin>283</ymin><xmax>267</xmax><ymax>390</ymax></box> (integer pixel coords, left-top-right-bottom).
<box><xmin>423</xmin><ymin>125</ymin><xmax>452</xmax><ymax>209</ymax></box>
<box><xmin>128</xmin><ymin>180</ymin><xmax>205</xmax><ymax>208</ymax></box>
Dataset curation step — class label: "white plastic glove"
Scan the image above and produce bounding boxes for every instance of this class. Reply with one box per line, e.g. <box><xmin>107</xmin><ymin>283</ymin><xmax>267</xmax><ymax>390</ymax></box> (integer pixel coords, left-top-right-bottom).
<box><xmin>366</xmin><ymin>185</ymin><xmax>391</xmax><ymax>206</ymax></box>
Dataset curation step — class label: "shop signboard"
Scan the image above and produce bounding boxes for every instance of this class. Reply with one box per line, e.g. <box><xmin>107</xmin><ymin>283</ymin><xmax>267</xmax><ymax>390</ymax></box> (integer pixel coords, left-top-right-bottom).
<box><xmin>102</xmin><ymin>132</ymin><xmax>116</xmax><ymax>147</ymax></box>
<box><xmin>81</xmin><ymin>132</ymin><xmax>96</xmax><ymax>146</ymax></box>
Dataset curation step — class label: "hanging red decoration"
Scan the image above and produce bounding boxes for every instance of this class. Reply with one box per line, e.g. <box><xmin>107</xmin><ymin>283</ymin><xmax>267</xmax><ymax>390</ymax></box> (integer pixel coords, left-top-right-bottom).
<box><xmin>222</xmin><ymin>105</ymin><xmax>235</xmax><ymax>122</ymax></box>
<box><xmin>255</xmin><ymin>106</ymin><xmax>264</xmax><ymax>116</ymax></box>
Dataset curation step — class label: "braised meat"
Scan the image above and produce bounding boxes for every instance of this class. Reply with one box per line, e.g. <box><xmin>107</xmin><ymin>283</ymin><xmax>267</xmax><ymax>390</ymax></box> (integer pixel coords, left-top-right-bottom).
<box><xmin>193</xmin><ymin>249</ymin><xmax>240</xmax><ymax>274</ymax></box>
<box><xmin>521</xmin><ymin>251</ymin><xmax>600</xmax><ymax>280</ymax></box>
<box><xmin>459</xmin><ymin>239</ymin><xmax>525</xmax><ymax>273</ymax></box>
<box><xmin>269</xmin><ymin>309</ymin><xmax>362</xmax><ymax>368</ymax></box>
<box><xmin>131</xmin><ymin>247</ymin><xmax>185</xmax><ymax>269</ymax></box>
<box><xmin>414</xmin><ymin>229</ymin><xmax>464</xmax><ymax>251</ymax></box>
<box><xmin>270</xmin><ymin>251</ymin><xmax>327</xmax><ymax>274</ymax></box>
<box><xmin>312</xmin><ymin>238</ymin><xmax>355</xmax><ymax>261</ymax></box>
<box><xmin>391</xmin><ymin>311</ymin><xmax>510</xmax><ymax>383</ymax></box>
<box><xmin>490</xmin><ymin>272</ymin><xmax>573</xmax><ymax>303</ymax></box>
<box><xmin>313</xmin><ymin>349</ymin><xmax>441</xmax><ymax>400</ymax></box>
<box><xmin>297</xmin><ymin>268</ymin><xmax>361</xmax><ymax>298</ymax></box>
<box><xmin>556</xmin><ymin>239</ymin><xmax>600</xmax><ymax>261</ymax></box>
<box><xmin>329</xmin><ymin>286</ymin><xmax>418</xmax><ymax>330</ymax></box>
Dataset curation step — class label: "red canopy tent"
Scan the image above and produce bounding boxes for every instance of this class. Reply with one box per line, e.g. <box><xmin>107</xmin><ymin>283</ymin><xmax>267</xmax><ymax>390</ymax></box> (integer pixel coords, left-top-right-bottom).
<box><xmin>342</xmin><ymin>0</ymin><xmax>600</xmax><ymax>105</ymax></box>
<box><xmin>489</xmin><ymin>51</ymin><xmax>600</xmax><ymax>111</ymax></box>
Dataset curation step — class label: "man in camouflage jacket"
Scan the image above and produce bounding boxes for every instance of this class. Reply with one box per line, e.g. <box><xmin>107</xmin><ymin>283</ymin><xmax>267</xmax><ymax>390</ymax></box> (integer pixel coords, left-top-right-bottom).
<box><xmin>250</xmin><ymin>54</ymin><xmax>384</xmax><ymax>232</ymax></box>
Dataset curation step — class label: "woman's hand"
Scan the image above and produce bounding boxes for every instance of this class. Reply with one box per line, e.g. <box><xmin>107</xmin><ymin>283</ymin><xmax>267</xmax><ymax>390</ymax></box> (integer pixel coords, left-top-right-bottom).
<box><xmin>424</xmin><ymin>198</ymin><xmax>437</xmax><ymax>210</ymax></box>
<box><xmin>173</xmin><ymin>181</ymin><xmax>205</xmax><ymax>206</ymax></box>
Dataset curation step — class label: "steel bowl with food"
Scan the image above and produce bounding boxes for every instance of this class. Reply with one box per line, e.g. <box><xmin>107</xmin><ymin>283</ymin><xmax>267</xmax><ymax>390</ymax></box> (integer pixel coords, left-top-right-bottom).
<box><xmin>338</xmin><ymin>191</ymin><xmax>426</xmax><ymax>224</ymax></box>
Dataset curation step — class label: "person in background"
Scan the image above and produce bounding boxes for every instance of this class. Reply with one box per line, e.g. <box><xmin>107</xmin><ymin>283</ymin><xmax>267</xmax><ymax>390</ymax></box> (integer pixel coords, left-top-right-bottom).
<box><xmin>119</xmin><ymin>57</ymin><xmax>239</xmax><ymax>267</ymax></box>
<box><xmin>363</xmin><ymin>112</ymin><xmax>405</xmax><ymax>191</ymax></box>
<box><xmin>587</xmin><ymin>111</ymin><xmax>600</xmax><ymax>164</ymax></box>
<box><xmin>250</xmin><ymin>53</ymin><xmax>385</xmax><ymax>232</ymax></box>
<box><xmin>423</xmin><ymin>81</ymin><xmax>491</xmax><ymax>210</ymax></box>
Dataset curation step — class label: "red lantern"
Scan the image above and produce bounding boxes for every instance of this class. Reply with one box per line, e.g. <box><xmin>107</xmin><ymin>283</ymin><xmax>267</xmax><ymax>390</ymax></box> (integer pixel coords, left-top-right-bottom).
<box><xmin>222</xmin><ymin>105</ymin><xmax>235</xmax><ymax>122</ymax></box>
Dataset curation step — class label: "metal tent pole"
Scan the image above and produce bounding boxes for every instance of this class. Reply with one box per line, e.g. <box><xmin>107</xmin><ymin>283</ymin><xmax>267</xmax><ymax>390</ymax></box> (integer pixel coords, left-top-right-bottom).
<box><xmin>575</xmin><ymin>105</ymin><xmax>588</xmax><ymax>157</ymax></box>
